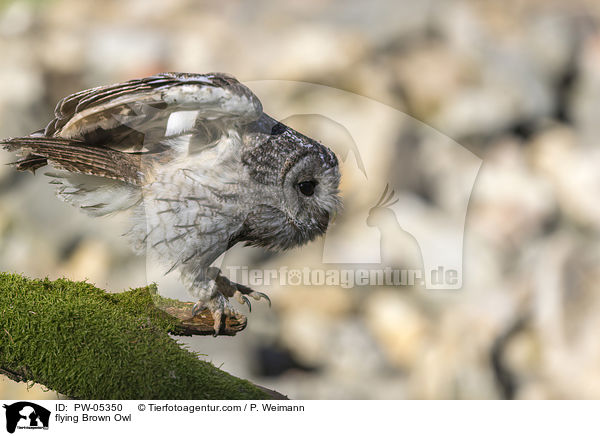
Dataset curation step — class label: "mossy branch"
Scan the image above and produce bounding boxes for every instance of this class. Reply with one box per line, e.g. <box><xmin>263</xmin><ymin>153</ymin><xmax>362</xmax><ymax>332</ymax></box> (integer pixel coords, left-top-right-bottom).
<box><xmin>0</xmin><ymin>273</ymin><xmax>282</xmax><ymax>399</ymax></box>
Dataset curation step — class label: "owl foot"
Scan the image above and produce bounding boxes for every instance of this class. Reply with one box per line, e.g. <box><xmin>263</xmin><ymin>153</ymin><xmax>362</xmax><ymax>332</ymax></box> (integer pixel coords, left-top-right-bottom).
<box><xmin>192</xmin><ymin>293</ymin><xmax>243</xmax><ymax>336</ymax></box>
<box><xmin>188</xmin><ymin>267</ymin><xmax>269</xmax><ymax>334</ymax></box>
<box><xmin>207</xmin><ymin>267</ymin><xmax>271</xmax><ymax>312</ymax></box>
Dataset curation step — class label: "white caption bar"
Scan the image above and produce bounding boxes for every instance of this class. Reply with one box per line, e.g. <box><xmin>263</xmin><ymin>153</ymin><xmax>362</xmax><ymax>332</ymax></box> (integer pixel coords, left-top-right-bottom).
<box><xmin>0</xmin><ymin>400</ymin><xmax>594</xmax><ymax>436</ymax></box>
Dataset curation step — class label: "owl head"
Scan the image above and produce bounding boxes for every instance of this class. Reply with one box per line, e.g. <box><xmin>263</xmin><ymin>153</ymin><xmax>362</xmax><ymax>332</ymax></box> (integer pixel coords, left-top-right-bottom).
<box><xmin>240</xmin><ymin>114</ymin><xmax>341</xmax><ymax>250</ymax></box>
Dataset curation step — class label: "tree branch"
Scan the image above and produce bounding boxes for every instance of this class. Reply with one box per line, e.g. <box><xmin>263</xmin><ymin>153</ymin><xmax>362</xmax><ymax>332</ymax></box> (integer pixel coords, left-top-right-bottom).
<box><xmin>0</xmin><ymin>273</ymin><xmax>282</xmax><ymax>400</ymax></box>
<box><xmin>147</xmin><ymin>292</ymin><xmax>247</xmax><ymax>336</ymax></box>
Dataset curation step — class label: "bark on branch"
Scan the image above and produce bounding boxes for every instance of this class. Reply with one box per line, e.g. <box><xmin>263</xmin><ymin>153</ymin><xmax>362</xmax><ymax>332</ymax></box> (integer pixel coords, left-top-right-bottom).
<box><xmin>157</xmin><ymin>299</ymin><xmax>247</xmax><ymax>336</ymax></box>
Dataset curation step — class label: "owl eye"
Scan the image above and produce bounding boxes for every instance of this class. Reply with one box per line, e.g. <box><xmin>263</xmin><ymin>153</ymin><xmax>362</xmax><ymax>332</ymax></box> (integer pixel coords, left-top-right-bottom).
<box><xmin>298</xmin><ymin>180</ymin><xmax>317</xmax><ymax>196</ymax></box>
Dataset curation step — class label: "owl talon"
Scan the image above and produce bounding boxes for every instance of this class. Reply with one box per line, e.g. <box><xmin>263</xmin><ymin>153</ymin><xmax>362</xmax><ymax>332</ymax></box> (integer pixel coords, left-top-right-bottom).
<box><xmin>233</xmin><ymin>284</ymin><xmax>271</xmax><ymax>308</ymax></box>
<box><xmin>191</xmin><ymin>298</ymin><xmax>226</xmax><ymax>335</ymax></box>
<box><xmin>251</xmin><ymin>291</ymin><xmax>271</xmax><ymax>308</ymax></box>
<box><xmin>233</xmin><ymin>290</ymin><xmax>252</xmax><ymax>312</ymax></box>
<box><xmin>242</xmin><ymin>295</ymin><xmax>252</xmax><ymax>312</ymax></box>
<box><xmin>193</xmin><ymin>293</ymin><xmax>245</xmax><ymax>336</ymax></box>
<box><xmin>212</xmin><ymin>308</ymin><xmax>223</xmax><ymax>336</ymax></box>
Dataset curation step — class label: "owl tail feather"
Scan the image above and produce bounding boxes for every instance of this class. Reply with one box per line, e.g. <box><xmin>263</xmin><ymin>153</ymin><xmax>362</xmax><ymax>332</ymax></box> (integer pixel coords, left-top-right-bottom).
<box><xmin>1</xmin><ymin>136</ymin><xmax>143</xmax><ymax>185</ymax></box>
<box><xmin>2</xmin><ymin>136</ymin><xmax>144</xmax><ymax>216</ymax></box>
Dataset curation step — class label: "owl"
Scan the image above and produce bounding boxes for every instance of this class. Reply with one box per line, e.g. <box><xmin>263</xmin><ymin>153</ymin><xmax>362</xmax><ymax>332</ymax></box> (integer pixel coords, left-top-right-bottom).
<box><xmin>1</xmin><ymin>72</ymin><xmax>341</xmax><ymax>335</ymax></box>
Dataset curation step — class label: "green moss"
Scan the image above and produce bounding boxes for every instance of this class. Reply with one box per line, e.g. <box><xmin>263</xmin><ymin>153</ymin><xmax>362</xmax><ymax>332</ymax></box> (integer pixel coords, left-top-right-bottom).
<box><xmin>0</xmin><ymin>273</ymin><xmax>269</xmax><ymax>400</ymax></box>
<box><xmin>108</xmin><ymin>284</ymin><xmax>189</xmax><ymax>335</ymax></box>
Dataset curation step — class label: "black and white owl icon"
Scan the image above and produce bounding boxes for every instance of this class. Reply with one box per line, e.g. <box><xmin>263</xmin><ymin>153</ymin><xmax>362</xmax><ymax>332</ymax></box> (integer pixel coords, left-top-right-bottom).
<box><xmin>3</xmin><ymin>402</ymin><xmax>51</xmax><ymax>433</ymax></box>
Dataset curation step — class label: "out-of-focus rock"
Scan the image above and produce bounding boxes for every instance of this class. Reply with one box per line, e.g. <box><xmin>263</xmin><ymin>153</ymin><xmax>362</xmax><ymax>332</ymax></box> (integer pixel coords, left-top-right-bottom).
<box><xmin>570</xmin><ymin>33</ymin><xmax>600</xmax><ymax>146</ymax></box>
<box><xmin>266</xmin><ymin>25</ymin><xmax>367</xmax><ymax>79</ymax></box>
<box><xmin>38</xmin><ymin>30</ymin><xmax>85</xmax><ymax>73</ymax></box>
<box><xmin>530</xmin><ymin>126</ymin><xmax>600</xmax><ymax>231</ymax></box>
<box><xmin>279</xmin><ymin>310</ymin><xmax>332</xmax><ymax>367</ymax></box>
<box><xmin>408</xmin><ymin>305</ymin><xmax>501</xmax><ymax>399</ymax></box>
<box><xmin>393</xmin><ymin>42</ymin><xmax>467</xmax><ymax>120</ymax></box>
<box><xmin>86</xmin><ymin>27</ymin><xmax>168</xmax><ymax>80</ymax></box>
<box><xmin>327</xmin><ymin>320</ymin><xmax>387</xmax><ymax>378</ymax></box>
<box><xmin>503</xmin><ymin>329</ymin><xmax>542</xmax><ymax>383</ymax></box>
<box><xmin>0</xmin><ymin>1</ymin><xmax>34</xmax><ymax>37</ymax></box>
<box><xmin>276</xmin><ymin>286</ymin><xmax>353</xmax><ymax>318</ymax></box>
<box><xmin>57</xmin><ymin>239</ymin><xmax>111</xmax><ymax>286</ymax></box>
<box><xmin>470</xmin><ymin>137</ymin><xmax>556</xmax><ymax>249</ymax></box>
<box><xmin>364</xmin><ymin>290</ymin><xmax>428</xmax><ymax>369</ymax></box>
<box><xmin>430</xmin><ymin>2</ymin><xmax>559</xmax><ymax>138</ymax></box>
<box><xmin>0</xmin><ymin>64</ymin><xmax>43</xmax><ymax>108</ymax></box>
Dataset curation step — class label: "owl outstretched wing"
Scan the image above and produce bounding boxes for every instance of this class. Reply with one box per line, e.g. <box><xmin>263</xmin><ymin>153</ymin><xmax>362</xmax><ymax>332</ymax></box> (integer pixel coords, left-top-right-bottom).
<box><xmin>1</xmin><ymin>72</ymin><xmax>263</xmax><ymax>184</ymax></box>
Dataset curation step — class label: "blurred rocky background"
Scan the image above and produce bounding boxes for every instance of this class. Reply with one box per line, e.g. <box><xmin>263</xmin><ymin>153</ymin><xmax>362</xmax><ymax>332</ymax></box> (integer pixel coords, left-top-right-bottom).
<box><xmin>1</xmin><ymin>0</ymin><xmax>600</xmax><ymax>399</ymax></box>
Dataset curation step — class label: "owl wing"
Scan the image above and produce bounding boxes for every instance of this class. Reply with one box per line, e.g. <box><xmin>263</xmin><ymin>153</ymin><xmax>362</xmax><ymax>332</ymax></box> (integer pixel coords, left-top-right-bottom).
<box><xmin>1</xmin><ymin>72</ymin><xmax>263</xmax><ymax>184</ymax></box>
